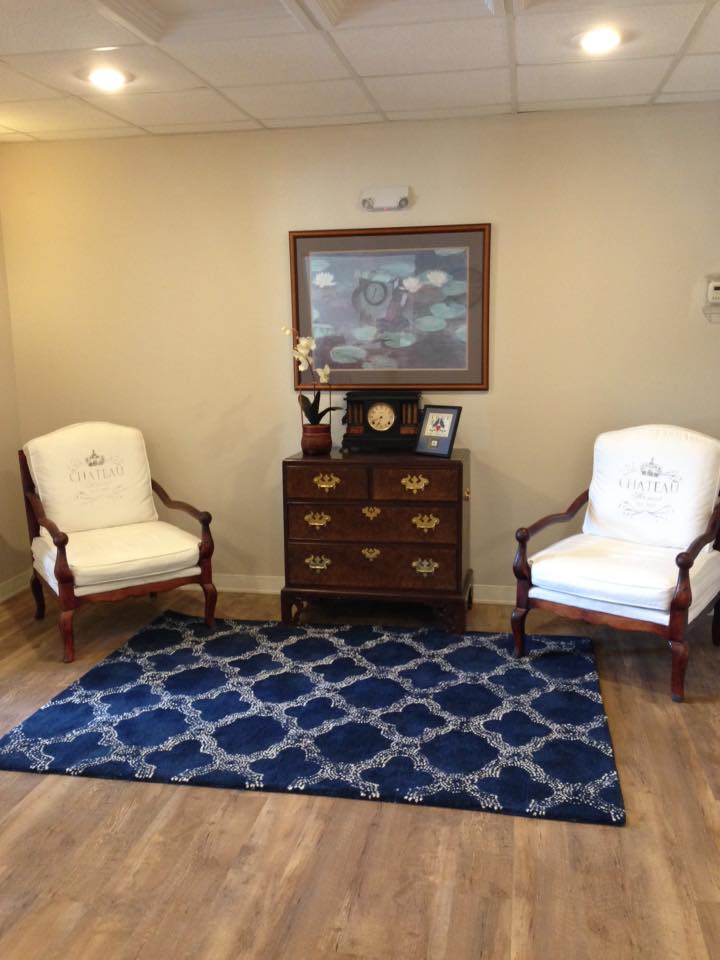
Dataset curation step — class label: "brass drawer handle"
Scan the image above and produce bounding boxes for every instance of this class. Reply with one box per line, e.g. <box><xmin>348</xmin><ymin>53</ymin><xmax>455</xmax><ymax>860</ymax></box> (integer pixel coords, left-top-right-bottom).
<box><xmin>412</xmin><ymin>514</ymin><xmax>440</xmax><ymax>533</ymax></box>
<box><xmin>304</xmin><ymin>511</ymin><xmax>331</xmax><ymax>529</ymax></box>
<box><xmin>361</xmin><ymin>547</ymin><xmax>381</xmax><ymax>562</ymax></box>
<box><xmin>362</xmin><ymin>506</ymin><xmax>381</xmax><ymax>520</ymax></box>
<box><xmin>305</xmin><ymin>554</ymin><xmax>331</xmax><ymax>572</ymax></box>
<box><xmin>313</xmin><ymin>473</ymin><xmax>341</xmax><ymax>493</ymax></box>
<box><xmin>412</xmin><ymin>558</ymin><xmax>439</xmax><ymax>577</ymax></box>
<box><xmin>401</xmin><ymin>474</ymin><xmax>429</xmax><ymax>494</ymax></box>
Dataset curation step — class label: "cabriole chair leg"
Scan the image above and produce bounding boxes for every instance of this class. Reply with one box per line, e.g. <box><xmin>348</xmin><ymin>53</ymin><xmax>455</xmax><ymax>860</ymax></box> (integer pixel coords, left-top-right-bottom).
<box><xmin>202</xmin><ymin>583</ymin><xmax>217</xmax><ymax>627</ymax></box>
<box><xmin>59</xmin><ymin>609</ymin><xmax>75</xmax><ymax>663</ymax></box>
<box><xmin>511</xmin><ymin>607</ymin><xmax>528</xmax><ymax>658</ymax></box>
<box><xmin>670</xmin><ymin>638</ymin><xmax>689</xmax><ymax>703</ymax></box>
<box><xmin>30</xmin><ymin>572</ymin><xmax>45</xmax><ymax>620</ymax></box>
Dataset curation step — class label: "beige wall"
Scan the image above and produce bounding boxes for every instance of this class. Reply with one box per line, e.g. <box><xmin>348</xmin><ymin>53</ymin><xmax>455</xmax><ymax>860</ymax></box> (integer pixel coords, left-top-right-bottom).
<box><xmin>0</xmin><ymin>214</ymin><xmax>25</xmax><ymax>593</ymax></box>
<box><xmin>0</xmin><ymin>102</ymin><xmax>718</xmax><ymax>598</ymax></box>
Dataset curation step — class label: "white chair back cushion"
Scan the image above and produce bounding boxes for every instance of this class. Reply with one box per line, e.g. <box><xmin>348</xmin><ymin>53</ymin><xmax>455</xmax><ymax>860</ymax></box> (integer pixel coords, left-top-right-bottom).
<box><xmin>24</xmin><ymin>422</ymin><xmax>158</xmax><ymax>534</ymax></box>
<box><xmin>583</xmin><ymin>424</ymin><xmax>720</xmax><ymax>549</ymax></box>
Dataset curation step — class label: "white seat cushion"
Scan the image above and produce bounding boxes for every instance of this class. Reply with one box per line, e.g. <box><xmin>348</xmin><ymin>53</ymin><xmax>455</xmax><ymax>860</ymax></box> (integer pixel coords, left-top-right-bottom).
<box><xmin>24</xmin><ymin>422</ymin><xmax>158</xmax><ymax>534</ymax></box>
<box><xmin>33</xmin><ymin>521</ymin><xmax>200</xmax><ymax>597</ymax></box>
<box><xmin>582</xmin><ymin>424</ymin><xmax>720</xmax><ymax>550</ymax></box>
<box><xmin>529</xmin><ymin>533</ymin><xmax>720</xmax><ymax>626</ymax></box>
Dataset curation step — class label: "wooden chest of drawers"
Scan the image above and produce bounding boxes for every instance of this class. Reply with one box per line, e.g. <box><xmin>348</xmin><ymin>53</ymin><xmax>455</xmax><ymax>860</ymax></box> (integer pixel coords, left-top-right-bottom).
<box><xmin>281</xmin><ymin>450</ymin><xmax>472</xmax><ymax>632</ymax></box>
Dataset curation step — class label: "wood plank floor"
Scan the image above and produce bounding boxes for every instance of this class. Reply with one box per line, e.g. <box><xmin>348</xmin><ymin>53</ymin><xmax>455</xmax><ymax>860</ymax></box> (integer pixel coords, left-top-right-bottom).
<box><xmin>0</xmin><ymin>587</ymin><xmax>718</xmax><ymax>960</ymax></box>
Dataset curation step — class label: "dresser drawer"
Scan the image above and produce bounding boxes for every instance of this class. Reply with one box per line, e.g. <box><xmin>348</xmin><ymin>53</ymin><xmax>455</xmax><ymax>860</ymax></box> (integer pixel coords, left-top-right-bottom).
<box><xmin>285</xmin><ymin>463</ymin><xmax>368</xmax><ymax>500</ymax></box>
<box><xmin>287</xmin><ymin>502</ymin><xmax>458</xmax><ymax>544</ymax></box>
<box><xmin>372</xmin><ymin>465</ymin><xmax>459</xmax><ymax>502</ymax></box>
<box><xmin>286</xmin><ymin>542</ymin><xmax>458</xmax><ymax>592</ymax></box>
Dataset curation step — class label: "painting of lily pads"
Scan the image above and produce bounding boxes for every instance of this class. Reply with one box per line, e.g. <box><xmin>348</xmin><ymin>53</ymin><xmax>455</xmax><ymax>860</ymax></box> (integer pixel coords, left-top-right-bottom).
<box><xmin>290</xmin><ymin>225</ymin><xmax>490</xmax><ymax>390</ymax></box>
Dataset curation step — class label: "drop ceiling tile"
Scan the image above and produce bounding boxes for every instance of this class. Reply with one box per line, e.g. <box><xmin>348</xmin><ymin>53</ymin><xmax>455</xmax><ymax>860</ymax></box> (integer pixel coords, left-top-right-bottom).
<box><xmin>387</xmin><ymin>104</ymin><xmax>513</xmax><ymax>119</ymax></box>
<box><xmin>366</xmin><ymin>69</ymin><xmax>511</xmax><ymax>110</ymax></box>
<box><xmin>515</xmin><ymin>4</ymin><xmax>703</xmax><ymax>64</ymax></box>
<box><xmin>333</xmin><ymin>18</ymin><xmax>508</xmax><ymax>76</ymax></box>
<box><xmin>162</xmin><ymin>34</ymin><xmax>348</xmax><ymax>86</ymax></box>
<box><xmin>262</xmin><ymin>113</ymin><xmax>383</xmax><ymax>128</ymax></box>
<box><xmin>160</xmin><ymin>0</ymin><xmax>303</xmax><ymax>41</ymax></box>
<box><xmin>222</xmin><ymin>79</ymin><xmax>375</xmax><ymax>119</ymax></box>
<box><xmin>84</xmin><ymin>88</ymin><xmax>249</xmax><ymax>125</ymax></box>
<box><xmin>337</xmin><ymin>1</ymin><xmax>496</xmax><ymax>28</ymax></box>
<box><xmin>0</xmin><ymin>0</ymin><xmax>138</xmax><ymax>55</ymax></box>
<box><xmin>143</xmin><ymin>119</ymin><xmax>262</xmax><ymax>133</ymax></box>
<box><xmin>689</xmin><ymin>6</ymin><xmax>720</xmax><ymax>53</ymax></box>
<box><xmin>656</xmin><ymin>89</ymin><xmax>720</xmax><ymax>101</ymax></box>
<box><xmin>518</xmin><ymin>57</ymin><xmax>672</xmax><ymax>101</ymax></box>
<box><xmin>0</xmin><ymin>62</ymin><xmax>62</xmax><ymax>102</ymax></box>
<box><xmin>2</xmin><ymin>45</ymin><xmax>205</xmax><ymax>97</ymax></box>
<box><xmin>0</xmin><ymin>98</ymin><xmax>130</xmax><ymax>132</ymax></box>
<box><xmin>33</xmin><ymin>127</ymin><xmax>146</xmax><ymax>140</ymax></box>
<box><xmin>519</xmin><ymin>95</ymin><xmax>650</xmax><ymax>110</ymax></box>
<box><xmin>664</xmin><ymin>53</ymin><xmax>720</xmax><ymax>91</ymax></box>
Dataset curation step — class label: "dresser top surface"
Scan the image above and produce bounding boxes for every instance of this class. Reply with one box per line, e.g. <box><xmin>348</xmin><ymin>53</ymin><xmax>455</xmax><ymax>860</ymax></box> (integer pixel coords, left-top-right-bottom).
<box><xmin>285</xmin><ymin>448</ymin><xmax>468</xmax><ymax>466</ymax></box>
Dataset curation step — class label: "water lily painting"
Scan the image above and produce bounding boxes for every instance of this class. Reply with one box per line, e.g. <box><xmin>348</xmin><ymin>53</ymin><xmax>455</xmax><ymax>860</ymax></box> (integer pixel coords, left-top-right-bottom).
<box><xmin>290</xmin><ymin>224</ymin><xmax>490</xmax><ymax>390</ymax></box>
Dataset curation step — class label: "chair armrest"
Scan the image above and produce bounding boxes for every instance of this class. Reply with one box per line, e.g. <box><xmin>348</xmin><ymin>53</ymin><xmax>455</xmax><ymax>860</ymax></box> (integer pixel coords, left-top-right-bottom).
<box><xmin>671</xmin><ymin>501</ymin><xmax>720</xmax><ymax>616</ymax></box>
<box><xmin>675</xmin><ymin>501</ymin><xmax>720</xmax><ymax>570</ymax></box>
<box><xmin>151</xmin><ymin>479</ymin><xmax>212</xmax><ymax>526</ymax></box>
<box><xmin>513</xmin><ymin>489</ymin><xmax>589</xmax><ymax>585</ymax></box>
<box><xmin>152</xmin><ymin>479</ymin><xmax>214</xmax><ymax>563</ymax></box>
<box><xmin>23</xmin><ymin>491</ymin><xmax>74</xmax><ymax>588</ymax></box>
<box><xmin>24</xmin><ymin>490</ymin><xmax>69</xmax><ymax>547</ymax></box>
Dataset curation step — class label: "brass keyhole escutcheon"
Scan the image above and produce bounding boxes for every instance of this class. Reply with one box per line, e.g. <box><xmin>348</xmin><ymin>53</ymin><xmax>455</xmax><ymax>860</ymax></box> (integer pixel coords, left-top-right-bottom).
<box><xmin>362</xmin><ymin>506</ymin><xmax>381</xmax><ymax>521</ymax></box>
<box><xmin>361</xmin><ymin>547</ymin><xmax>381</xmax><ymax>562</ymax></box>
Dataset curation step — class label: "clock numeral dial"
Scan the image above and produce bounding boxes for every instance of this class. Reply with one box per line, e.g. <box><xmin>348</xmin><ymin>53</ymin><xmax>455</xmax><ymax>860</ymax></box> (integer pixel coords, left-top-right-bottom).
<box><xmin>367</xmin><ymin>402</ymin><xmax>396</xmax><ymax>432</ymax></box>
<box><xmin>401</xmin><ymin>474</ymin><xmax>429</xmax><ymax>494</ymax></box>
<box><xmin>313</xmin><ymin>473</ymin><xmax>341</xmax><ymax>492</ymax></box>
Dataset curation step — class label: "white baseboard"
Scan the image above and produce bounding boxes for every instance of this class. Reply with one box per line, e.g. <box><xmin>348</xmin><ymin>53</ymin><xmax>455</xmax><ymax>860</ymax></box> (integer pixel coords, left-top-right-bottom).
<box><xmin>212</xmin><ymin>573</ymin><xmax>515</xmax><ymax>606</ymax></box>
<box><xmin>0</xmin><ymin>570</ymin><xmax>28</xmax><ymax>603</ymax></box>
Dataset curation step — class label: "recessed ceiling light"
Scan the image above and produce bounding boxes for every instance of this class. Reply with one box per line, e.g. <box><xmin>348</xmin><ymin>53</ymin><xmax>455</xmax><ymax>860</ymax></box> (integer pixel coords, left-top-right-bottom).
<box><xmin>85</xmin><ymin>66</ymin><xmax>133</xmax><ymax>92</ymax></box>
<box><xmin>579</xmin><ymin>26</ymin><xmax>622</xmax><ymax>56</ymax></box>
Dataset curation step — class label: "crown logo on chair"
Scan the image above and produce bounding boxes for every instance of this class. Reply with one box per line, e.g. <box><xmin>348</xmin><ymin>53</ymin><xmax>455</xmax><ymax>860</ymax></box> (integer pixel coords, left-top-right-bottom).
<box><xmin>85</xmin><ymin>449</ymin><xmax>105</xmax><ymax>467</ymax></box>
<box><xmin>640</xmin><ymin>458</ymin><xmax>662</xmax><ymax>477</ymax></box>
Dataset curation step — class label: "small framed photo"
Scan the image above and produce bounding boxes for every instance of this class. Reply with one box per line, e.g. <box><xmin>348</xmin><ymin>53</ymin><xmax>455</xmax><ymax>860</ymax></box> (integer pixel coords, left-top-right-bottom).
<box><xmin>415</xmin><ymin>405</ymin><xmax>462</xmax><ymax>457</ymax></box>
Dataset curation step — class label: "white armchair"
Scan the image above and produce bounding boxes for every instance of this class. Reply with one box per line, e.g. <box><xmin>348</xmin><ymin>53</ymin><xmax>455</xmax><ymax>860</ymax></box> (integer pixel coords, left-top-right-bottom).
<box><xmin>19</xmin><ymin>422</ymin><xmax>217</xmax><ymax>662</ymax></box>
<box><xmin>512</xmin><ymin>425</ymin><xmax>720</xmax><ymax>701</ymax></box>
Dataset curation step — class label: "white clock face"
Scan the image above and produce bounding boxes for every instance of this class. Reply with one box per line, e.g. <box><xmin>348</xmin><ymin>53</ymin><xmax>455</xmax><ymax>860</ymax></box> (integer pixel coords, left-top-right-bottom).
<box><xmin>367</xmin><ymin>401</ymin><xmax>396</xmax><ymax>432</ymax></box>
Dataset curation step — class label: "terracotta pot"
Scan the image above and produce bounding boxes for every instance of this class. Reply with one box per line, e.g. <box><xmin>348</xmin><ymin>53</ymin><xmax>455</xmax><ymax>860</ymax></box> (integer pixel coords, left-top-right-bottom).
<box><xmin>301</xmin><ymin>423</ymin><xmax>332</xmax><ymax>456</ymax></box>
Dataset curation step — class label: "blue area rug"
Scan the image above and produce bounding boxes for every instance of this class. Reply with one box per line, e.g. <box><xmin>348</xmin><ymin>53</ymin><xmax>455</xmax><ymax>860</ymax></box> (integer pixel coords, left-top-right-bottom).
<box><xmin>0</xmin><ymin>612</ymin><xmax>625</xmax><ymax>825</ymax></box>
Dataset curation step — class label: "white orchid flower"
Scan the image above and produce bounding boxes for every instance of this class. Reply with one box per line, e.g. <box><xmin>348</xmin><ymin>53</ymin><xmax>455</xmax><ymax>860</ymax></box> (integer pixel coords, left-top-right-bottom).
<box><xmin>280</xmin><ymin>324</ymin><xmax>292</xmax><ymax>336</ymax></box>
<box><xmin>313</xmin><ymin>272</ymin><xmax>336</xmax><ymax>288</ymax></box>
<box><xmin>317</xmin><ymin>364</ymin><xmax>331</xmax><ymax>384</ymax></box>
<box><xmin>292</xmin><ymin>349</ymin><xmax>313</xmax><ymax>372</ymax></box>
<box><xmin>402</xmin><ymin>276</ymin><xmax>422</xmax><ymax>293</ymax></box>
<box><xmin>426</xmin><ymin>270</ymin><xmax>450</xmax><ymax>287</ymax></box>
<box><xmin>295</xmin><ymin>336</ymin><xmax>316</xmax><ymax>356</ymax></box>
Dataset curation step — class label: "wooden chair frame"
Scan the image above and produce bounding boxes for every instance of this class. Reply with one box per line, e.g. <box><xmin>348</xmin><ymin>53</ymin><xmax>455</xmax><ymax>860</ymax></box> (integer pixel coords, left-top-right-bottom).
<box><xmin>19</xmin><ymin>450</ymin><xmax>217</xmax><ymax>662</ymax></box>
<box><xmin>511</xmin><ymin>489</ymin><xmax>720</xmax><ymax>702</ymax></box>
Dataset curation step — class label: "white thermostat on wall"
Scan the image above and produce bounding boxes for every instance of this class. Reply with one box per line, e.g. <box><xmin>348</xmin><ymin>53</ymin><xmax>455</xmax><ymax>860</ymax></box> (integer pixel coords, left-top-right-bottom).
<box><xmin>704</xmin><ymin>275</ymin><xmax>720</xmax><ymax>323</ymax></box>
<box><xmin>707</xmin><ymin>280</ymin><xmax>720</xmax><ymax>304</ymax></box>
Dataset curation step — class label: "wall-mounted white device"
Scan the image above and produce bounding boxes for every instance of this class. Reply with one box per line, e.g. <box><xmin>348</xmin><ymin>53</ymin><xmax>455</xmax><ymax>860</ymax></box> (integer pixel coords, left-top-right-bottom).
<box><xmin>360</xmin><ymin>185</ymin><xmax>410</xmax><ymax>211</ymax></box>
<box><xmin>703</xmin><ymin>275</ymin><xmax>720</xmax><ymax>323</ymax></box>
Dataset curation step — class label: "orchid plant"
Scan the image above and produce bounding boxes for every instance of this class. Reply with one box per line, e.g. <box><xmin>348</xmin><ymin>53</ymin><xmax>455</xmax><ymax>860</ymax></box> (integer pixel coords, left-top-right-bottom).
<box><xmin>283</xmin><ymin>326</ymin><xmax>340</xmax><ymax>425</ymax></box>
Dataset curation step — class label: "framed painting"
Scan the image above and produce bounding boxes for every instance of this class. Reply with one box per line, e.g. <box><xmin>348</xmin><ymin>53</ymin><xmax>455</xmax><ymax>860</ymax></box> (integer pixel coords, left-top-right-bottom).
<box><xmin>289</xmin><ymin>224</ymin><xmax>490</xmax><ymax>391</ymax></box>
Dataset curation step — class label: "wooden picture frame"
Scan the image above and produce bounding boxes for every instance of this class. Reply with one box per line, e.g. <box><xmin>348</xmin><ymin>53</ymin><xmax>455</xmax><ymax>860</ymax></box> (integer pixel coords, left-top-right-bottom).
<box><xmin>415</xmin><ymin>404</ymin><xmax>462</xmax><ymax>458</ymax></box>
<box><xmin>289</xmin><ymin>224</ymin><xmax>490</xmax><ymax>391</ymax></box>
